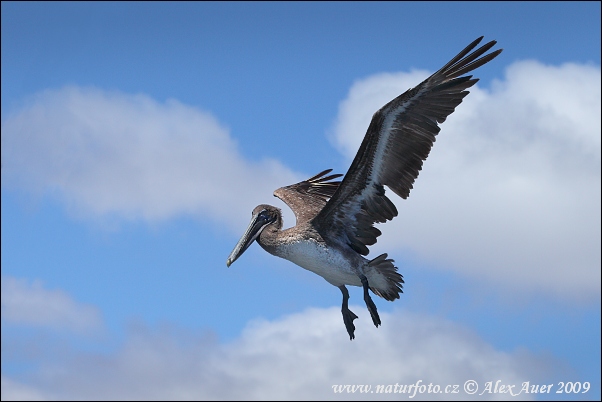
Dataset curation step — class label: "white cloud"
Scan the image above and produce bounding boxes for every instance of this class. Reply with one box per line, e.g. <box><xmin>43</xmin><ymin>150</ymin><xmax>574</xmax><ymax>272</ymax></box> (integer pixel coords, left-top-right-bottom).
<box><xmin>330</xmin><ymin>61</ymin><xmax>601</xmax><ymax>300</ymax></box>
<box><xmin>1</xmin><ymin>306</ymin><xmax>552</xmax><ymax>400</ymax></box>
<box><xmin>1</xmin><ymin>376</ymin><xmax>47</xmax><ymax>401</ymax></box>
<box><xmin>1</xmin><ymin>276</ymin><xmax>102</xmax><ymax>334</ymax></box>
<box><xmin>0</xmin><ymin>86</ymin><xmax>299</xmax><ymax>230</ymax></box>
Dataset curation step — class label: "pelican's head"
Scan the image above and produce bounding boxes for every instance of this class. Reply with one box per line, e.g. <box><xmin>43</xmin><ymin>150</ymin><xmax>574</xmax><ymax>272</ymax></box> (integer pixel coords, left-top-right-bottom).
<box><xmin>226</xmin><ymin>204</ymin><xmax>281</xmax><ymax>267</ymax></box>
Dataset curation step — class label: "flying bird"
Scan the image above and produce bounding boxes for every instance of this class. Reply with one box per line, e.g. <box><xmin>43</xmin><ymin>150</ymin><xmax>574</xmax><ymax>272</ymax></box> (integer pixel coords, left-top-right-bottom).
<box><xmin>227</xmin><ymin>37</ymin><xmax>502</xmax><ymax>339</ymax></box>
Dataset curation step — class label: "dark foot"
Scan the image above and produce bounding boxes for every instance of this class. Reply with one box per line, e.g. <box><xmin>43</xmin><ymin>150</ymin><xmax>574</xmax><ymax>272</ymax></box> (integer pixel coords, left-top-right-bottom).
<box><xmin>361</xmin><ymin>275</ymin><xmax>381</xmax><ymax>327</ymax></box>
<box><xmin>339</xmin><ymin>285</ymin><xmax>358</xmax><ymax>340</ymax></box>
<box><xmin>342</xmin><ymin>306</ymin><xmax>358</xmax><ymax>340</ymax></box>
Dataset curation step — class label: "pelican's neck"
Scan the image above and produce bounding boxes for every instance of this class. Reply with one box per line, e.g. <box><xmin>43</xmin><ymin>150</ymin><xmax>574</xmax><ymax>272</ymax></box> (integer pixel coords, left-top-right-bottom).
<box><xmin>257</xmin><ymin>222</ymin><xmax>284</xmax><ymax>253</ymax></box>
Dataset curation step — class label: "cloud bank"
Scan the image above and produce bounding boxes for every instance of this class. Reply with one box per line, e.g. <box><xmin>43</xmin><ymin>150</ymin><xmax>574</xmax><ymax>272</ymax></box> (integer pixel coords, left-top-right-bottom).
<box><xmin>1</xmin><ymin>87</ymin><xmax>299</xmax><ymax>230</ymax></box>
<box><xmin>1</xmin><ymin>278</ymin><xmax>551</xmax><ymax>400</ymax></box>
<box><xmin>331</xmin><ymin>61</ymin><xmax>601</xmax><ymax>300</ymax></box>
<box><xmin>1</xmin><ymin>276</ymin><xmax>102</xmax><ymax>334</ymax></box>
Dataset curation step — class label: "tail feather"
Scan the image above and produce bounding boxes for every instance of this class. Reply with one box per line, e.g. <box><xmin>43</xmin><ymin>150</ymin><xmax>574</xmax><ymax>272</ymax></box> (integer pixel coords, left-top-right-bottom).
<box><xmin>367</xmin><ymin>253</ymin><xmax>404</xmax><ymax>301</ymax></box>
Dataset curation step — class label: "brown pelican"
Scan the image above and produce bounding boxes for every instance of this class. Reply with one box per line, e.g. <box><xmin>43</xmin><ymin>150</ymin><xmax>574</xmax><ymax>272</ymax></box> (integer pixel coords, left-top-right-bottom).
<box><xmin>227</xmin><ymin>37</ymin><xmax>502</xmax><ymax>339</ymax></box>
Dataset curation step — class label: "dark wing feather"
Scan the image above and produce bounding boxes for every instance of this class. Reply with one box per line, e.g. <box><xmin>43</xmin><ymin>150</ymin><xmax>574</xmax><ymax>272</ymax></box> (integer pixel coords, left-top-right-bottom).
<box><xmin>274</xmin><ymin>169</ymin><xmax>343</xmax><ymax>225</ymax></box>
<box><xmin>313</xmin><ymin>37</ymin><xmax>502</xmax><ymax>255</ymax></box>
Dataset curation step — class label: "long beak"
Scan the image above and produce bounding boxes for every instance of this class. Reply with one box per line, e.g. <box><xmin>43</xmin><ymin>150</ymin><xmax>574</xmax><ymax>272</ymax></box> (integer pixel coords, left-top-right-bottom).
<box><xmin>226</xmin><ymin>212</ymin><xmax>268</xmax><ymax>267</ymax></box>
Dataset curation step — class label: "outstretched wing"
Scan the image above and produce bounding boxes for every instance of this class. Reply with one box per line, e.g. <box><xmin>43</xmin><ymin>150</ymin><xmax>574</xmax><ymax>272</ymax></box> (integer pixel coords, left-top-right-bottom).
<box><xmin>274</xmin><ymin>169</ymin><xmax>343</xmax><ymax>225</ymax></box>
<box><xmin>313</xmin><ymin>37</ymin><xmax>502</xmax><ymax>255</ymax></box>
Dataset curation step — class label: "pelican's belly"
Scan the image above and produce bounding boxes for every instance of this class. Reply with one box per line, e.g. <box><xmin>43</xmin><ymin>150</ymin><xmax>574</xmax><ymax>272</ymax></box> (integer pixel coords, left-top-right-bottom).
<box><xmin>274</xmin><ymin>239</ymin><xmax>362</xmax><ymax>287</ymax></box>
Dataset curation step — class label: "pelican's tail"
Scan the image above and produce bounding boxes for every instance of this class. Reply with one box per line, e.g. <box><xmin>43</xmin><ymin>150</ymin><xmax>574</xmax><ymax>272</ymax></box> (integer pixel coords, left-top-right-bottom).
<box><xmin>367</xmin><ymin>253</ymin><xmax>404</xmax><ymax>301</ymax></box>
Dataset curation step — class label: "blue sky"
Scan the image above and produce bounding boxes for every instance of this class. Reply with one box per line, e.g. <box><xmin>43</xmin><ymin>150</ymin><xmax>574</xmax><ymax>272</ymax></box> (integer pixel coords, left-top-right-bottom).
<box><xmin>1</xmin><ymin>2</ymin><xmax>600</xmax><ymax>400</ymax></box>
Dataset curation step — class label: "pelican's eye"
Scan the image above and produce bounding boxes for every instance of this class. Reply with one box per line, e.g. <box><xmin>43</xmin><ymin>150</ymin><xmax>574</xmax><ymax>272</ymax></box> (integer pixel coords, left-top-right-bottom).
<box><xmin>258</xmin><ymin>210</ymin><xmax>274</xmax><ymax>223</ymax></box>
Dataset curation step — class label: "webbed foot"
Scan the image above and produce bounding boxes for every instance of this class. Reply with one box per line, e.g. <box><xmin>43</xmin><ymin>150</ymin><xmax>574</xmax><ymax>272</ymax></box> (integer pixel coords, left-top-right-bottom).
<box><xmin>339</xmin><ymin>285</ymin><xmax>358</xmax><ymax>340</ymax></box>
<box><xmin>342</xmin><ymin>306</ymin><xmax>358</xmax><ymax>340</ymax></box>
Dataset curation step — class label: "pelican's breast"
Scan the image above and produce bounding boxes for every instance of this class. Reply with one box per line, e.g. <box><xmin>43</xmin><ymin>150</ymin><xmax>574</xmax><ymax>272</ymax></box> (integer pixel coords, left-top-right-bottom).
<box><xmin>267</xmin><ymin>235</ymin><xmax>363</xmax><ymax>287</ymax></box>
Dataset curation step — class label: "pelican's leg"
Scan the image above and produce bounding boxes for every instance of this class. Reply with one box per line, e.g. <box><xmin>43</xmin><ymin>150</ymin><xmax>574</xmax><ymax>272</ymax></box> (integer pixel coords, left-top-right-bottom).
<box><xmin>339</xmin><ymin>285</ymin><xmax>358</xmax><ymax>340</ymax></box>
<box><xmin>360</xmin><ymin>274</ymin><xmax>381</xmax><ymax>327</ymax></box>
